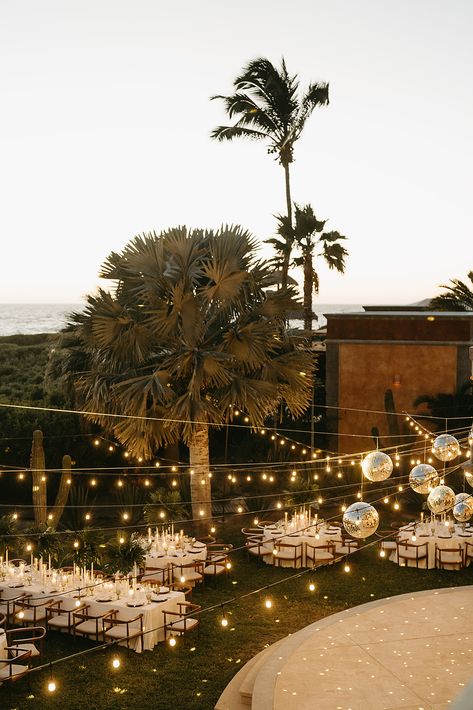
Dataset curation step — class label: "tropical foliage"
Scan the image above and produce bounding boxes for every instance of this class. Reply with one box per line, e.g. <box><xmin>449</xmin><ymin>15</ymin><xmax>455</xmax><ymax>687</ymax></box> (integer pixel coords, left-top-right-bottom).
<box><xmin>212</xmin><ymin>58</ymin><xmax>329</xmax><ymax>288</ymax></box>
<box><xmin>104</xmin><ymin>535</ymin><xmax>146</xmax><ymax>576</ymax></box>
<box><xmin>61</xmin><ymin>226</ymin><xmax>314</xmax><ymax>520</ymax></box>
<box><xmin>0</xmin><ymin>514</ymin><xmax>18</xmax><ymax>555</ymax></box>
<box><xmin>429</xmin><ymin>271</ymin><xmax>473</xmax><ymax>311</ymax></box>
<box><xmin>144</xmin><ymin>487</ymin><xmax>189</xmax><ymax>525</ymax></box>
<box><xmin>414</xmin><ymin>381</ymin><xmax>473</xmax><ymax>428</ymax></box>
<box><xmin>267</xmin><ymin>204</ymin><xmax>348</xmax><ymax>330</ymax></box>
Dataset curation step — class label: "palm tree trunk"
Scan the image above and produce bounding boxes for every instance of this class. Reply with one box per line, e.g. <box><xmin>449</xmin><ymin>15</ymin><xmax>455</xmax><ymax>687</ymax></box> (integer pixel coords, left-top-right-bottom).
<box><xmin>50</xmin><ymin>454</ymin><xmax>72</xmax><ymax>529</ymax></box>
<box><xmin>30</xmin><ymin>430</ymin><xmax>47</xmax><ymax>527</ymax></box>
<box><xmin>303</xmin><ymin>250</ymin><xmax>314</xmax><ymax>331</ymax></box>
<box><xmin>188</xmin><ymin>424</ymin><xmax>213</xmax><ymax>527</ymax></box>
<box><xmin>282</xmin><ymin>163</ymin><xmax>293</xmax><ymax>291</ymax></box>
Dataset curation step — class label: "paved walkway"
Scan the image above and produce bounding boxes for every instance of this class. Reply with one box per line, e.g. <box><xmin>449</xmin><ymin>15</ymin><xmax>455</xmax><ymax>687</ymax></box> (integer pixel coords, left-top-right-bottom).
<box><xmin>252</xmin><ymin>586</ymin><xmax>473</xmax><ymax>710</ymax></box>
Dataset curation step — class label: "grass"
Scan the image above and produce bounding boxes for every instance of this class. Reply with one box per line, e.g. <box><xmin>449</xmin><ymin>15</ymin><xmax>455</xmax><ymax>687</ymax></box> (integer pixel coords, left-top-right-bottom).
<box><xmin>1</xmin><ymin>516</ymin><xmax>473</xmax><ymax>710</ymax></box>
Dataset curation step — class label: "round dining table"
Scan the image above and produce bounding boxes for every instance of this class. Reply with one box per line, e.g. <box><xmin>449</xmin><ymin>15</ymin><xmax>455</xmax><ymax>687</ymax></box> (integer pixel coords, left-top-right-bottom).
<box><xmin>390</xmin><ymin>520</ymin><xmax>473</xmax><ymax>569</ymax></box>
<box><xmin>261</xmin><ymin>522</ymin><xmax>344</xmax><ymax>567</ymax></box>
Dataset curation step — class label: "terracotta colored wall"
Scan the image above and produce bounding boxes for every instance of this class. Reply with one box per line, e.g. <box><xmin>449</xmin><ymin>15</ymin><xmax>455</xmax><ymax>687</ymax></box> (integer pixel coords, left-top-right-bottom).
<box><xmin>337</xmin><ymin>343</ymin><xmax>458</xmax><ymax>454</ymax></box>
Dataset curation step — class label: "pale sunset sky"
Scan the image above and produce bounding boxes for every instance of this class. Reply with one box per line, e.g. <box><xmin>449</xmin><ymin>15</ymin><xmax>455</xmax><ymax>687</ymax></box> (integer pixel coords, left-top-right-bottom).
<box><xmin>1</xmin><ymin>0</ymin><xmax>471</xmax><ymax>304</ymax></box>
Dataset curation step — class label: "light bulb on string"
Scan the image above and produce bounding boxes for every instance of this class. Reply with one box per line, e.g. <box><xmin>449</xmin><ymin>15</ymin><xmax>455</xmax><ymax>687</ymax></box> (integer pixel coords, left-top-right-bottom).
<box><xmin>264</xmin><ymin>597</ymin><xmax>273</xmax><ymax>609</ymax></box>
<box><xmin>308</xmin><ymin>581</ymin><xmax>316</xmax><ymax>592</ymax></box>
<box><xmin>112</xmin><ymin>657</ymin><xmax>121</xmax><ymax>669</ymax></box>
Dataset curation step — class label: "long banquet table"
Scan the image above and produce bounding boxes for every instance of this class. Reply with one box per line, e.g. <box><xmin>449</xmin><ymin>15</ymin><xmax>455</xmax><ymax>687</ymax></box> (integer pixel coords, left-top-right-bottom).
<box><xmin>0</xmin><ymin>578</ymin><xmax>184</xmax><ymax>652</ymax></box>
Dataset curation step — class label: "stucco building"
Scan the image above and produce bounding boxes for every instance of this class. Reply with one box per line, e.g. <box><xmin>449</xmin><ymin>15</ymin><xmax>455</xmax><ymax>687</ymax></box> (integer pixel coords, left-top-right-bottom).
<box><xmin>324</xmin><ymin>309</ymin><xmax>473</xmax><ymax>454</ymax></box>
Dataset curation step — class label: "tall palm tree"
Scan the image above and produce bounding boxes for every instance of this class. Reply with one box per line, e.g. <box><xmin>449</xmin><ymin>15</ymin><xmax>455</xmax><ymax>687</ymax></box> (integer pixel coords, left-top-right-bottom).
<box><xmin>64</xmin><ymin>226</ymin><xmax>314</xmax><ymax>521</ymax></box>
<box><xmin>211</xmin><ymin>58</ymin><xmax>329</xmax><ymax>288</ymax></box>
<box><xmin>429</xmin><ymin>271</ymin><xmax>473</xmax><ymax>311</ymax></box>
<box><xmin>267</xmin><ymin>204</ymin><xmax>348</xmax><ymax>331</ymax></box>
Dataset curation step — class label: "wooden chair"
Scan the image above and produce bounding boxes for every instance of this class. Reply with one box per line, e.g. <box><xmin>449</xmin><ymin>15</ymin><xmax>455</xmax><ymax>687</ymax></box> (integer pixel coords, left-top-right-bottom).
<box><xmin>305</xmin><ymin>541</ymin><xmax>335</xmax><ymax>567</ymax></box>
<box><xmin>141</xmin><ymin>566</ymin><xmax>170</xmax><ymax>587</ymax></box>
<box><xmin>6</xmin><ymin>626</ymin><xmax>46</xmax><ymax>660</ymax></box>
<box><xmin>163</xmin><ymin>602</ymin><xmax>201</xmax><ymax>641</ymax></box>
<box><xmin>103</xmin><ymin>611</ymin><xmax>144</xmax><ymax>652</ymax></box>
<box><xmin>73</xmin><ymin>606</ymin><xmax>117</xmax><ymax>642</ymax></box>
<box><xmin>203</xmin><ymin>556</ymin><xmax>228</xmax><ymax>585</ymax></box>
<box><xmin>464</xmin><ymin>541</ymin><xmax>473</xmax><ymax>566</ymax></box>
<box><xmin>13</xmin><ymin>597</ymin><xmax>54</xmax><ymax>626</ymax></box>
<box><xmin>435</xmin><ymin>544</ymin><xmax>463</xmax><ymax>571</ymax></box>
<box><xmin>0</xmin><ymin>646</ymin><xmax>31</xmax><ymax>684</ymax></box>
<box><xmin>336</xmin><ymin>537</ymin><xmax>359</xmax><ymax>556</ymax></box>
<box><xmin>245</xmin><ymin>536</ymin><xmax>274</xmax><ymax>565</ymax></box>
<box><xmin>397</xmin><ymin>541</ymin><xmax>428</xmax><ymax>568</ymax></box>
<box><xmin>46</xmin><ymin>599</ymin><xmax>87</xmax><ymax>635</ymax></box>
<box><xmin>0</xmin><ymin>592</ymin><xmax>30</xmax><ymax>628</ymax></box>
<box><xmin>241</xmin><ymin>527</ymin><xmax>263</xmax><ymax>538</ymax></box>
<box><xmin>171</xmin><ymin>560</ymin><xmax>204</xmax><ymax>588</ymax></box>
<box><xmin>273</xmin><ymin>540</ymin><xmax>303</xmax><ymax>568</ymax></box>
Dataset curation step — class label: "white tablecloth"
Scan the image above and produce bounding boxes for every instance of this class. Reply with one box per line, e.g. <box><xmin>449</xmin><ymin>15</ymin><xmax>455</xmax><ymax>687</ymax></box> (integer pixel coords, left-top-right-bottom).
<box><xmin>262</xmin><ymin>524</ymin><xmax>343</xmax><ymax>567</ymax></box>
<box><xmin>0</xmin><ymin>580</ymin><xmax>184</xmax><ymax>652</ymax></box>
<box><xmin>390</xmin><ymin>522</ymin><xmax>473</xmax><ymax>569</ymax></box>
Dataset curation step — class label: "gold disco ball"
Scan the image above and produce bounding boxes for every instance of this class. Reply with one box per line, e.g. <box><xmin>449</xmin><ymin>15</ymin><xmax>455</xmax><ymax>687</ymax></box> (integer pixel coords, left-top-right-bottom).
<box><xmin>427</xmin><ymin>484</ymin><xmax>456</xmax><ymax>514</ymax></box>
<box><xmin>431</xmin><ymin>434</ymin><xmax>460</xmax><ymax>462</ymax></box>
<box><xmin>342</xmin><ymin>502</ymin><xmax>379</xmax><ymax>539</ymax></box>
<box><xmin>453</xmin><ymin>492</ymin><xmax>473</xmax><ymax>523</ymax></box>
<box><xmin>409</xmin><ymin>463</ymin><xmax>439</xmax><ymax>495</ymax></box>
<box><xmin>361</xmin><ymin>451</ymin><xmax>393</xmax><ymax>482</ymax></box>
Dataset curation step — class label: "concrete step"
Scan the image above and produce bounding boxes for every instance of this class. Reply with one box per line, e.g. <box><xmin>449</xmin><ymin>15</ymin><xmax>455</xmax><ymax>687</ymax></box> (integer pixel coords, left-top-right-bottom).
<box><xmin>215</xmin><ymin>638</ymin><xmax>284</xmax><ymax>710</ymax></box>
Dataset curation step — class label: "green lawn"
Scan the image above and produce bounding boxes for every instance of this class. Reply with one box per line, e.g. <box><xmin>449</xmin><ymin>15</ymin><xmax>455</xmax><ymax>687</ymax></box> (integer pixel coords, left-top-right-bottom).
<box><xmin>1</xmin><ymin>518</ymin><xmax>472</xmax><ymax>710</ymax></box>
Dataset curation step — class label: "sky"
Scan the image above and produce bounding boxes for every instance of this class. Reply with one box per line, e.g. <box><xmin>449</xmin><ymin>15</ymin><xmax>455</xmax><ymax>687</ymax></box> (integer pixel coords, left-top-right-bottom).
<box><xmin>1</xmin><ymin>0</ymin><xmax>472</xmax><ymax>305</ymax></box>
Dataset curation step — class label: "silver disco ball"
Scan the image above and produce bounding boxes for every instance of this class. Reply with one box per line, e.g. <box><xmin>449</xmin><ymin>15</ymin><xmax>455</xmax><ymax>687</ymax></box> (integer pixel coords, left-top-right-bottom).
<box><xmin>409</xmin><ymin>463</ymin><xmax>439</xmax><ymax>495</ymax></box>
<box><xmin>342</xmin><ymin>501</ymin><xmax>379</xmax><ymax>539</ymax></box>
<box><xmin>431</xmin><ymin>434</ymin><xmax>461</xmax><ymax>462</ymax></box>
<box><xmin>361</xmin><ymin>451</ymin><xmax>393</xmax><ymax>482</ymax></box>
<box><xmin>427</xmin><ymin>484</ymin><xmax>456</xmax><ymax>514</ymax></box>
<box><xmin>453</xmin><ymin>492</ymin><xmax>473</xmax><ymax>523</ymax></box>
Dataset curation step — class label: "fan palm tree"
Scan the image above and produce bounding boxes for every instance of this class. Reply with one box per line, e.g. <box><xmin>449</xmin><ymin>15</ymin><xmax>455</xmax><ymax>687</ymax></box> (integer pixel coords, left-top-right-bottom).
<box><xmin>211</xmin><ymin>58</ymin><xmax>329</xmax><ymax>289</ymax></box>
<box><xmin>64</xmin><ymin>226</ymin><xmax>314</xmax><ymax>522</ymax></box>
<box><xmin>429</xmin><ymin>271</ymin><xmax>473</xmax><ymax>311</ymax></box>
<box><xmin>267</xmin><ymin>204</ymin><xmax>348</xmax><ymax>331</ymax></box>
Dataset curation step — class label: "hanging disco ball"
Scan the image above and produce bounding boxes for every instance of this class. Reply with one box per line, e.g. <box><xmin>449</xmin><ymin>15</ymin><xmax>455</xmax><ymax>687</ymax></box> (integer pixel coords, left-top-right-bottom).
<box><xmin>409</xmin><ymin>463</ymin><xmax>439</xmax><ymax>495</ymax></box>
<box><xmin>427</xmin><ymin>484</ymin><xmax>456</xmax><ymax>514</ymax></box>
<box><xmin>431</xmin><ymin>434</ymin><xmax>461</xmax><ymax>462</ymax></box>
<box><xmin>342</xmin><ymin>501</ymin><xmax>379</xmax><ymax>539</ymax></box>
<box><xmin>453</xmin><ymin>492</ymin><xmax>473</xmax><ymax>523</ymax></box>
<box><xmin>361</xmin><ymin>451</ymin><xmax>393</xmax><ymax>482</ymax></box>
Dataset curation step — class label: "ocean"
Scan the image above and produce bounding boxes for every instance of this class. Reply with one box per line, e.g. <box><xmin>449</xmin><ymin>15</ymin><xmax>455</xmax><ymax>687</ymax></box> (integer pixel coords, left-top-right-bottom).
<box><xmin>0</xmin><ymin>303</ymin><xmax>364</xmax><ymax>336</ymax></box>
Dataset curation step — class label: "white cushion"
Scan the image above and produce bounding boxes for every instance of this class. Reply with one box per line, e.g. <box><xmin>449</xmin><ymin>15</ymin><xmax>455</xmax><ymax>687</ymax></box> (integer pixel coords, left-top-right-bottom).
<box><xmin>0</xmin><ymin>663</ymin><xmax>28</xmax><ymax>680</ymax></box>
<box><xmin>105</xmin><ymin>625</ymin><xmax>141</xmax><ymax>640</ymax></box>
<box><xmin>75</xmin><ymin>620</ymin><xmax>101</xmax><ymax>636</ymax></box>
<box><xmin>398</xmin><ymin>548</ymin><xmax>426</xmax><ymax>560</ymax></box>
<box><xmin>10</xmin><ymin>642</ymin><xmax>39</xmax><ymax>657</ymax></box>
<box><xmin>169</xmin><ymin>618</ymin><xmax>199</xmax><ymax>633</ymax></box>
<box><xmin>308</xmin><ymin>550</ymin><xmax>334</xmax><ymax>561</ymax></box>
<box><xmin>48</xmin><ymin>615</ymin><xmax>72</xmax><ymax>629</ymax></box>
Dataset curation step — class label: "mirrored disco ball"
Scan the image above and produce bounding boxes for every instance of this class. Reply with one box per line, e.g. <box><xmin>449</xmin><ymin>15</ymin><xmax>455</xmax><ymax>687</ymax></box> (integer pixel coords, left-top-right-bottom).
<box><xmin>453</xmin><ymin>492</ymin><xmax>473</xmax><ymax>523</ymax></box>
<box><xmin>361</xmin><ymin>451</ymin><xmax>393</xmax><ymax>482</ymax></box>
<box><xmin>431</xmin><ymin>434</ymin><xmax>461</xmax><ymax>462</ymax></box>
<box><xmin>427</xmin><ymin>484</ymin><xmax>456</xmax><ymax>514</ymax></box>
<box><xmin>342</xmin><ymin>502</ymin><xmax>379</xmax><ymax>539</ymax></box>
<box><xmin>409</xmin><ymin>463</ymin><xmax>439</xmax><ymax>495</ymax></box>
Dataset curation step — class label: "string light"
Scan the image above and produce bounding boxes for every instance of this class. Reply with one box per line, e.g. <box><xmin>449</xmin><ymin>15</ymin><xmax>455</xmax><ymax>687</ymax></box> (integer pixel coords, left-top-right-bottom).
<box><xmin>308</xmin><ymin>581</ymin><xmax>316</xmax><ymax>592</ymax></box>
<box><xmin>264</xmin><ymin>598</ymin><xmax>272</xmax><ymax>609</ymax></box>
<box><xmin>112</xmin><ymin>657</ymin><xmax>121</xmax><ymax>669</ymax></box>
<box><xmin>168</xmin><ymin>634</ymin><xmax>177</xmax><ymax>647</ymax></box>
